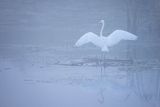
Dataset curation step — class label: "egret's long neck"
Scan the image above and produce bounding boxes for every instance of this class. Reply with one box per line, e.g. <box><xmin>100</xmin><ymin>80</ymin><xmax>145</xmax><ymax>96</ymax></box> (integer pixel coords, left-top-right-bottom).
<box><xmin>100</xmin><ymin>22</ymin><xmax>104</xmax><ymax>37</ymax></box>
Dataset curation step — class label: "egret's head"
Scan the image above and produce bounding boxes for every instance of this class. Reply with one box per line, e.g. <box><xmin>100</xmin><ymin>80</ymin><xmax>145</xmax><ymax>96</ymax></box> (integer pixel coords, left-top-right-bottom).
<box><xmin>99</xmin><ymin>20</ymin><xmax>104</xmax><ymax>24</ymax></box>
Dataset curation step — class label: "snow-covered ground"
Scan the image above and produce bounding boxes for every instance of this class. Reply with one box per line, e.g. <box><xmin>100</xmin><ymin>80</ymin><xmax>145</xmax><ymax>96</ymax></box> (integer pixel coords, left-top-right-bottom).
<box><xmin>0</xmin><ymin>45</ymin><xmax>160</xmax><ymax>107</ymax></box>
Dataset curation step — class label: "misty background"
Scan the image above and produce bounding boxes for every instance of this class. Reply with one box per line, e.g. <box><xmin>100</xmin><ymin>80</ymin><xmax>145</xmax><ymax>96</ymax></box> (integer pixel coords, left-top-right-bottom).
<box><xmin>0</xmin><ymin>0</ymin><xmax>160</xmax><ymax>107</ymax></box>
<box><xmin>0</xmin><ymin>0</ymin><xmax>160</xmax><ymax>59</ymax></box>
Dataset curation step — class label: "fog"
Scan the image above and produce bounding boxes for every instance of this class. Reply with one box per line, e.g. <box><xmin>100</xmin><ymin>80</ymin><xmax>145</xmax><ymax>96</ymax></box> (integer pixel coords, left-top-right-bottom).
<box><xmin>0</xmin><ymin>0</ymin><xmax>160</xmax><ymax>107</ymax></box>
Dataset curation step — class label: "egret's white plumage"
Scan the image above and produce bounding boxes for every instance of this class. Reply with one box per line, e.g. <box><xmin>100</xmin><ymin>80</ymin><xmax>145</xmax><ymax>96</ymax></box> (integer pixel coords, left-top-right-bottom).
<box><xmin>75</xmin><ymin>20</ymin><xmax>138</xmax><ymax>52</ymax></box>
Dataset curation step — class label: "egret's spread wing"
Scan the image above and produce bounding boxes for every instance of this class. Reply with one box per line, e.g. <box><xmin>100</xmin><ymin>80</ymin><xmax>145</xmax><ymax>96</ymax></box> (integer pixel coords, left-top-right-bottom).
<box><xmin>75</xmin><ymin>32</ymin><xmax>99</xmax><ymax>47</ymax></box>
<box><xmin>107</xmin><ymin>30</ymin><xmax>138</xmax><ymax>46</ymax></box>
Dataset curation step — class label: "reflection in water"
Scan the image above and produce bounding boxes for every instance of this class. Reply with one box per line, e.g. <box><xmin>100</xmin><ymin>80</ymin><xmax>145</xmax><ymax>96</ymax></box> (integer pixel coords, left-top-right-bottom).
<box><xmin>94</xmin><ymin>58</ymin><xmax>160</xmax><ymax>104</ymax></box>
<box><xmin>126</xmin><ymin>61</ymin><xmax>160</xmax><ymax>104</ymax></box>
<box><xmin>131</xmin><ymin>71</ymin><xmax>160</xmax><ymax>102</ymax></box>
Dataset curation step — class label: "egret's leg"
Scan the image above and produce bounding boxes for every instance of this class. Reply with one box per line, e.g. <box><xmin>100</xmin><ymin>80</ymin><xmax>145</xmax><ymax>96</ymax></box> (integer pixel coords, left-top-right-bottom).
<box><xmin>102</xmin><ymin>52</ymin><xmax>106</xmax><ymax>77</ymax></box>
<box><xmin>100</xmin><ymin>52</ymin><xmax>107</xmax><ymax>79</ymax></box>
<box><xmin>100</xmin><ymin>53</ymin><xmax>103</xmax><ymax>79</ymax></box>
<box><xmin>103</xmin><ymin>53</ymin><xmax>106</xmax><ymax>76</ymax></box>
<box><xmin>100</xmin><ymin>52</ymin><xmax>105</xmax><ymax>79</ymax></box>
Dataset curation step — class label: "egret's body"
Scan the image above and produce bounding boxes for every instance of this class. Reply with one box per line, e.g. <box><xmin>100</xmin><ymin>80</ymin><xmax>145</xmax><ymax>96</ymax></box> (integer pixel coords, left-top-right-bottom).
<box><xmin>75</xmin><ymin>20</ymin><xmax>138</xmax><ymax>52</ymax></box>
<box><xmin>75</xmin><ymin>20</ymin><xmax>138</xmax><ymax>78</ymax></box>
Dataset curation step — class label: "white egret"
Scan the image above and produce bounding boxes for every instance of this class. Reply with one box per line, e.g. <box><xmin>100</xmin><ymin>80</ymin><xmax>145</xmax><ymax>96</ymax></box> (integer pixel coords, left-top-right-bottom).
<box><xmin>75</xmin><ymin>20</ymin><xmax>138</xmax><ymax>52</ymax></box>
<box><xmin>75</xmin><ymin>20</ymin><xmax>138</xmax><ymax>77</ymax></box>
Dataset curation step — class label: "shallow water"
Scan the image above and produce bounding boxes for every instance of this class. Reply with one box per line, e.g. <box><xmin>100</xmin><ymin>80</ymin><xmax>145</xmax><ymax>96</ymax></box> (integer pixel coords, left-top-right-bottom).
<box><xmin>0</xmin><ymin>45</ymin><xmax>160</xmax><ymax>107</ymax></box>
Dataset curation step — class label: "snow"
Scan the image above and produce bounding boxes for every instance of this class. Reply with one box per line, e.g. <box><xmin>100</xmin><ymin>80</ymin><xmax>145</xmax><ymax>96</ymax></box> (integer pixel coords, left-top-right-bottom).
<box><xmin>0</xmin><ymin>45</ymin><xmax>160</xmax><ymax>107</ymax></box>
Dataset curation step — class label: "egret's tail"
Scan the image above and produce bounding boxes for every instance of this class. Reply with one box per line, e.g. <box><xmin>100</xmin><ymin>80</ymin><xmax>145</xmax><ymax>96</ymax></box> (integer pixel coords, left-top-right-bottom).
<box><xmin>101</xmin><ymin>46</ymin><xmax>109</xmax><ymax>52</ymax></box>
